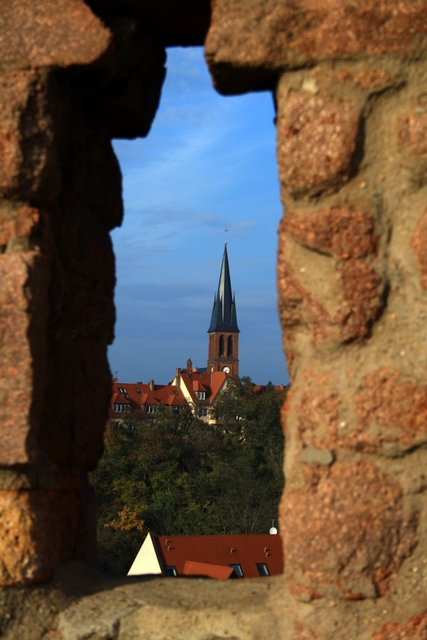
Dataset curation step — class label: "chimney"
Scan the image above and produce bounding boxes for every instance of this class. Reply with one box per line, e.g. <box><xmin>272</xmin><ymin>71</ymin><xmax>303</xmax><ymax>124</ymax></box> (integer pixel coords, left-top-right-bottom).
<box><xmin>175</xmin><ymin>368</ymin><xmax>180</xmax><ymax>383</ymax></box>
<box><xmin>186</xmin><ymin>359</ymin><xmax>192</xmax><ymax>372</ymax></box>
<box><xmin>149</xmin><ymin>379</ymin><xmax>154</xmax><ymax>392</ymax></box>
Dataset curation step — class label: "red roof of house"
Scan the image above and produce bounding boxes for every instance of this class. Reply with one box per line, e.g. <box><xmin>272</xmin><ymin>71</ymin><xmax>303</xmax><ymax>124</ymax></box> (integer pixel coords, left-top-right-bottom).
<box><xmin>110</xmin><ymin>380</ymin><xmax>187</xmax><ymax>414</ymax></box>
<box><xmin>182</xmin><ymin>561</ymin><xmax>237</xmax><ymax>580</ymax></box>
<box><xmin>155</xmin><ymin>534</ymin><xmax>283</xmax><ymax>578</ymax></box>
<box><xmin>177</xmin><ymin>369</ymin><xmax>228</xmax><ymax>405</ymax></box>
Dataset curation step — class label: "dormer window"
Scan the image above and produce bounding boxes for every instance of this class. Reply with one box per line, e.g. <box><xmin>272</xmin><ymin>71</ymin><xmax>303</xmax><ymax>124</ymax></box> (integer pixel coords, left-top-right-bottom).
<box><xmin>256</xmin><ymin>563</ymin><xmax>270</xmax><ymax>576</ymax></box>
<box><xmin>197</xmin><ymin>391</ymin><xmax>206</xmax><ymax>400</ymax></box>
<box><xmin>146</xmin><ymin>405</ymin><xmax>155</xmax><ymax>414</ymax></box>
<box><xmin>135</xmin><ymin>388</ymin><xmax>141</xmax><ymax>393</ymax></box>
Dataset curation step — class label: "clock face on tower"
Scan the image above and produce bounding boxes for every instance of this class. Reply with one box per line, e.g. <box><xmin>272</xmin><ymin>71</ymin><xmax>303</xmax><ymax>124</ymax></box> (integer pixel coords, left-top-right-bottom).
<box><xmin>222</xmin><ymin>366</ymin><xmax>230</xmax><ymax>373</ymax></box>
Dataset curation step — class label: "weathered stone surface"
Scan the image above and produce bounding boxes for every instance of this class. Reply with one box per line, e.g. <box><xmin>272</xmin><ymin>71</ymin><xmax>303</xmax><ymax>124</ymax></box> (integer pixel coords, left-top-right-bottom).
<box><xmin>281</xmin><ymin>461</ymin><xmax>418</xmax><ymax>601</ymax></box>
<box><xmin>283</xmin><ymin>209</ymin><xmax>378</xmax><ymax>261</ymax></box>
<box><xmin>354</xmin><ymin>368</ymin><xmax>427</xmax><ymax>451</ymax></box>
<box><xmin>292</xmin><ymin>366</ymin><xmax>427</xmax><ymax>456</ymax></box>
<box><xmin>0</xmin><ymin>202</ymin><xmax>40</xmax><ymax>249</ymax></box>
<box><xmin>276</xmin><ymin>93</ymin><xmax>359</xmax><ymax>196</ymax></box>
<box><xmin>293</xmin><ymin>621</ymin><xmax>323</xmax><ymax>640</ymax></box>
<box><xmin>57</xmin><ymin>573</ymin><xmax>285</xmax><ymax>640</ymax></box>
<box><xmin>399</xmin><ymin>115</ymin><xmax>427</xmax><ymax>157</ymax></box>
<box><xmin>277</xmin><ymin>254</ymin><xmax>332</xmax><ymax>354</ymax></box>
<box><xmin>0</xmin><ymin>71</ymin><xmax>60</xmax><ymax>203</ymax></box>
<box><xmin>39</xmin><ymin>339</ymin><xmax>113</xmax><ymax>471</ymax></box>
<box><xmin>372</xmin><ymin>613</ymin><xmax>427</xmax><ymax>640</ymax></box>
<box><xmin>206</xmin><ymin>0</ymin><xmax>427</xmax><ymax>94</ymax></box>
<box><xmin>88</xmin><ymin>19</ymin><xmax>166</xmax><ymax>139</ymax></box>
<box><xmin>300</xmin><ymin>445</ymin><xmax>334</xmax><ymax>466</ymax></box>
<box><xmin>0</xmin><ymin>488</ymin><xmax>81</xmax><ymax>585</ymax></box>
<box><xmin>278</xmin><ymin>208</ymin><xmax>384</xmax><ymax>351</ymax></box>
<box><xmin>0</xmin><ymin>252</ymin><xmax>49</xmax><ymax>465</ymax></box>
<box><xmin>0</xmin><ymin>0</ymin><xmax>111</xmax><ymax>72</ymax></box>
<box><xmin>337</xmin><ymin>258</ymin><xmax>383</xmax><ymax>341</ymax></box>
<box><xmin>337</xmin><ymin>69</ymin><xmax>392</xmax><ymax>92</ymax></box>
<box><xmin>412</xmin><ymin>208</ymin><xmax>427</xmax><ymax>289</ymax></box>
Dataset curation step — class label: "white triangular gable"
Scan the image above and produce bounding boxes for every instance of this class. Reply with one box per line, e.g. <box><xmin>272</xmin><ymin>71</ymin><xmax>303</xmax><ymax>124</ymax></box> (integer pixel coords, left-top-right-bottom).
<box><xmin>127</xmin><ymin>532</ymin><xmax>163</xmax><ymax>576</ymax></box>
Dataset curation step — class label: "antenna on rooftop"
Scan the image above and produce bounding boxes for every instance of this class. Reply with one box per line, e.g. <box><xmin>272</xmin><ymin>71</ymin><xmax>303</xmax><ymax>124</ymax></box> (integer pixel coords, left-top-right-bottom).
<box><xmin>224</xmin><ymin>226</ymin><xmax>228</xmax><ymax>244</ymax></box>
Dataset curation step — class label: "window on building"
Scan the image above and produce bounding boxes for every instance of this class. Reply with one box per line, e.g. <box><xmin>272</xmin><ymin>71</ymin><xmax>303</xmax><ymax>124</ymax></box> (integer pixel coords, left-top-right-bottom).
<box><xmin>227</xmin><ymin>335</ymin><xmax>233</xmax><ymax>356</ymax></box>
<box><xmin>199</xmin><ymin>407</ymin><xmax>208</xmax><ymax>417</ymax></box>
<box><xmin>114</xmin><ymin>403</ymin><xmax>121</xmax><ymax>412</ymax></box>
<box><xmin>255</xmin><ymin>563</ymin><xmax>270</xmax><ymax>576</ymax></box>
<box><xmin>219</xmin><ymin>334</ymin><xmax>225</xmax><ymax>356</ymax></box>
<box><xmin>164</xmin><ymin>566</ymin><xmax>177</xmax><ymax>577</ymax></box>
<box><xmin>197</xmin><ymin>391</ymin><xmax>206</xmax><ymax>400</ymax></box>
<box><xmin>118</xmin><ymin>387</ymin><xmax>126</xmax><ymax>394</ymax></box>
<box><xmin>135</xmin><ymin>388</ymin><xmax>141</xmax><ymax>393</ymax></box>
<box><xmin>229</xmin><ymin>564</ymin><xmax>243</xmax><ymax>577</ymax></box>
<box><xmin>146</xmin><ymin>405</ymin><xmax>155</xmax><ymax>414</ymax></box>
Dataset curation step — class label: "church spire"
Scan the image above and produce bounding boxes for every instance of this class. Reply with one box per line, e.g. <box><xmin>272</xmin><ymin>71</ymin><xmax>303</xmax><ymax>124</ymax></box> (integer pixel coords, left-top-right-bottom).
<box><xmin>207</xmin><ymin>244</ymin><xmax>239</xmax><ymax>376</ymax></box>
<box><xmin>208</xmin><ymin>244</ymin><xmax>239</xmax><ymax>333</ymax></box>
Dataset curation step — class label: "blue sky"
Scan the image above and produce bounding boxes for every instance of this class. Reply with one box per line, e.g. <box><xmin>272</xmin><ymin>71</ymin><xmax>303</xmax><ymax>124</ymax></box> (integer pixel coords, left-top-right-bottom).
<box><xmin>108</xmin><ymin>47</ymin><xmax>289</xmax><ymax>386</ymax></box>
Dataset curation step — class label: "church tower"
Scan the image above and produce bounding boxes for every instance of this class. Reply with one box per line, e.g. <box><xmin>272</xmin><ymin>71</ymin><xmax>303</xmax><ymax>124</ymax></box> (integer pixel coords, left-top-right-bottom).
<box><xmin>207</xmin><ymin>244</ymin><xmax>239</xmax><ymax>376</ymax></box>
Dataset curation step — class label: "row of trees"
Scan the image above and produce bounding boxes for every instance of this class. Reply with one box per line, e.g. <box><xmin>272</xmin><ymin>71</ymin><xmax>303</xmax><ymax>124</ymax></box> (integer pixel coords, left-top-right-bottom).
<box><xmin>90</xmin><ymin>377</ymin><xmax>287</xmax><ymax>575</ymax></box>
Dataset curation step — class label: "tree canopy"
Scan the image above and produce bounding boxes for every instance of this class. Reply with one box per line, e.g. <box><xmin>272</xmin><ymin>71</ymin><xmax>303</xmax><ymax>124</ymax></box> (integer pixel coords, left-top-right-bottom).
<box><xmin>91</xmin><ymin>377</ymin><xmax>287</xmax><ymax>575</ymax></box>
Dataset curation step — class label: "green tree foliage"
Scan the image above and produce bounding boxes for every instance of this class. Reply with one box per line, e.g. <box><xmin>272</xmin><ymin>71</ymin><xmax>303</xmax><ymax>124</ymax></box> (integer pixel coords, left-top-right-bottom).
<box><xmin>91</xmin><ymin>378</ymin><xmax>287</xmax><ymax>575</ymax></box>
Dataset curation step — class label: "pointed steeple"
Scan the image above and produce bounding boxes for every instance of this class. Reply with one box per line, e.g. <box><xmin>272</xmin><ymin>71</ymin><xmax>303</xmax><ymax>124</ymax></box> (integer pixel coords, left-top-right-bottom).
<box><xmin>208</xmin><ymin>244</ymin><xmax>239</xmax><ymax>333</ymax></box>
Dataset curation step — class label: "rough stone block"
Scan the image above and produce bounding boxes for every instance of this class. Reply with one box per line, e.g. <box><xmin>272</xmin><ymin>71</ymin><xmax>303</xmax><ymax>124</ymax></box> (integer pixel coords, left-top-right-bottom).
<box><xmin>39</xmin><ymin>338</ymin><xmax>112</xmax><ymax>471</ymax></box>
<box><xmin>292</xmin><ymin>367</ymin><xmax>427</xmax><ymax>456</ymax></box>
<box><xmin>276</xmin><ymin>92</ymin><xmax>358</xmax><ymax>196</ymax></box>
<box><xmin>283</xmin><ymin>209</ymin><xmax>378</xmax><ymax>261</ymax></box>
<box><xmin>354</xmin><ymin>368</ymin><xmax>427</xmax><ymax>451</ymax></box>
<box><xmin>0</xmin><ymin>71</ymin><xmax>60</xmax><ymax>203</ymax></box>
<box><xmin>89</xmin><ymin>19</ymin><xmax>166</xmax><ymax>139</ymax></box>
<box><xmin>281</xmin><ymin>461</ymin><xmax>418</xmax><ymax>601</ymax></box>
<box><xmin>277</xmin><ymin>255</ymin><xmax>333</xmax><ymax>355</ymax></box>
<box><xmin>0</xmin><ymin>251</ymin><xmax>49</xmax><ymax>465</ymax></box>
<box><xmin>0</xmin><ymin>0</ymin><xmax>111</xmax><ymax>71</ymax></box>
<box><xmin>399</xmin><ymin>114</ymin><xmax>427</xmax><ymax>157</ymax></box>
<box><xmin>412</xmin><ymin>208</ymin><xmax>427</xmax><ymax>289</ymax></box>
<box><xmin>372</xmin><ymin>613</ymin><xmax>427</xmax><ymax>640</ymax></box>
<box><xmin>336</xmin><ymin>259</ymin><xmax>383</xmax><ymax>341</ymax></box>
<box><xmin>0</xmin><ymin>202</ymin><xmax>40</xmax><ymax>249</ymax></box>
<box><xmin>206</xmin><ymin>0</ymin><xmax>427</xmax><ymax>94</ymax></box>
<box><xmin>0</xmin><ymin>487</ymin><xmax>81</xmax><ymax>585</ymax></box>
<box><xmin>280</xmin><ymin>208</ymin><xmax>384</xmax><ymax>344</ymax></box>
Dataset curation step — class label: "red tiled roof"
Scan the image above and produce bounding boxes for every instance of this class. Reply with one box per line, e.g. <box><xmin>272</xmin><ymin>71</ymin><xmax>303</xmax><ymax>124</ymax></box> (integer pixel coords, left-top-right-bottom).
<box><xmin>178</xmin><ymin>369</ymin><xmax>228</xmax><ymax>405</ymax></box>
<box><xmin>110</xmin><ymin>381</ymin><xmax>187</xmax><ymax>414</ymax></box>
<box><xmin>155</xmin><ymin>534</ymin><xmax>283</xmax><ymax>578</ymax></box>
<box><xmin>182</xmin><ymin>561</ymin><xmax>237</xmax><ymax>580</ymax></box>
<box><xmin>209</xmin><ymin>372</ymin><xmax>228</xmax><ymax>402</ymax></box>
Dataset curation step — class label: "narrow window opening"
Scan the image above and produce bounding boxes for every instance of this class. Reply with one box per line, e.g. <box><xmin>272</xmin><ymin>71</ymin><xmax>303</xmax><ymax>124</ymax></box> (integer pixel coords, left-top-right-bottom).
<box><xmin>256</xmin><ymin>563</ymin><xmax>270</xmax><ymax>576</ymax></box>
<box><xmin>227</xmin><ymin>335</ymin><xmax>233</xmax><ymax>357</ymax></box>
<box><xmin>229</xmin><ymin>563</ymin><xmax>244</xmax><ymax>577</ymax></box>
<box><xmin>219</xmin><ymin>335</ymin><xmax>225</xmax><ymax>357</ymax></box>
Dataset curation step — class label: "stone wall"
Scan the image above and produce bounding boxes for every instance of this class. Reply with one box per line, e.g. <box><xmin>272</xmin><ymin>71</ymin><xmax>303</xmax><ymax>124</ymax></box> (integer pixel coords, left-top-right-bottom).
<box><xmin>1</xmin><ymin>1</ymin><xmax>427</xmax><ymax>638</ymax></box>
